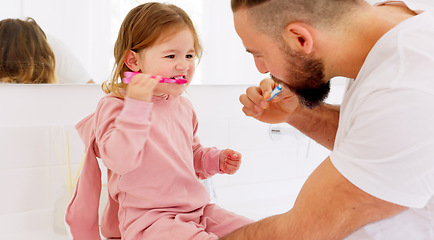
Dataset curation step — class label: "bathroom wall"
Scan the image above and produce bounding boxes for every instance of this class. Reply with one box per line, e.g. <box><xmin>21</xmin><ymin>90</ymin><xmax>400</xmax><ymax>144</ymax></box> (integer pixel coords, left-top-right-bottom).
<box><xmin>0</xmin><ymin>82</ymin><xmax>345</xmax><ymax>239</ymax></box>
<box><xmin>0</xmin><ymin>85</ymin><xmax>105</xmax><ymax>239</ymax></box>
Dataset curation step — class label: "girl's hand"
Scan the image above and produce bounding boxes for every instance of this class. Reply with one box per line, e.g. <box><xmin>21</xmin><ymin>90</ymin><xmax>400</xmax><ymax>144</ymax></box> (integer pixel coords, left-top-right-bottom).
<box><xmin>219</xmin><ymin>149</ymin><xmax>242</xmax><ymax>175</ymax></box>
<box><xmin>125</xmin><ymin>73</ymin><xmax>160</xmax><ymax>102</ymax></box>
<box><xmin>239</xmin><ymin>78</ymin><xmax>299</xmax><ymax>124</ymax></box>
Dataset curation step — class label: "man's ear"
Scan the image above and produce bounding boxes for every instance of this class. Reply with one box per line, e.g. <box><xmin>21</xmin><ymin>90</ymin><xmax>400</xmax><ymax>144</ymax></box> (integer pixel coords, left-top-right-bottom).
<box><xmin>124</xmin><ymin>50</ymin><xmax>141</xmax><ymax>72</ymax></box>
<box><xmin>282</xmin><ymin>22</ymin><xmax>314</xmax><ymax>54</ymax></box>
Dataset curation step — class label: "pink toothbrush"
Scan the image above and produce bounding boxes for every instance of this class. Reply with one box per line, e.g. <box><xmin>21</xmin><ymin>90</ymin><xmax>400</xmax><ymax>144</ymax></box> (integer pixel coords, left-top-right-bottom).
<box><xmin>123</xmin><ymin>72</ymin><xmax>188</xmax><ymax>84</ymax></box>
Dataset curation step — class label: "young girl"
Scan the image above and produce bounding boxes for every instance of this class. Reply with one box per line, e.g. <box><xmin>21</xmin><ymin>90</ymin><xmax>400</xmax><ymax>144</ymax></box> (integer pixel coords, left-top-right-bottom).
<box><xmin>65</xmin><ymin>2</ymin><xmax>252</xmax><ymax>239</ymax></box>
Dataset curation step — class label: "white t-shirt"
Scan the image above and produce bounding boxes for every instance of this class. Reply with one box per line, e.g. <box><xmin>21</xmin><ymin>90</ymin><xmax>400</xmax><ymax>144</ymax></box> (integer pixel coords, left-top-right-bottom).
<box><xmin>330</xmin><ymin>2</ymin><xmax>434</xmax><ymax>239</ymax></box>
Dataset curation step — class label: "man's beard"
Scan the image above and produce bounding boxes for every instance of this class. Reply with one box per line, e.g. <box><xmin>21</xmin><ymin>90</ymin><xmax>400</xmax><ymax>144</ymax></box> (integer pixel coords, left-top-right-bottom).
<box><xmin>272</xmin><ymin>48</ymin><xmax>330</xmax><ymax>109</ymax></box>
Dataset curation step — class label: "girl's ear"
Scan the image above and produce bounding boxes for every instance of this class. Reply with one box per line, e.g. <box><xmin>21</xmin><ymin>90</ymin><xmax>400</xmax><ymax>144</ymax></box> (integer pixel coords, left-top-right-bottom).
<box><xmin>282</xmin><ymin>22</ymin><xmax>314</xmax><ymax>54</ymax></box>
<box><xmin>124</xmin><ymin>50</ymin><xmax>141</xmax><ymax>72</ymax></box>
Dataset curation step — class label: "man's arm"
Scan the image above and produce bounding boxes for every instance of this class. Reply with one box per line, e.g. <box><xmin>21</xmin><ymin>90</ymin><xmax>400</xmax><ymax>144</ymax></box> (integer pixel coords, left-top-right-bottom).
<box><xmin>287</xmin><ymin>104</ymin><xmax>340</xmax><ymax>150</ymax></box>
<box><xmin>221</xmin><ymin>158</ymin><xmax>407</xmax><ymax>239</ymax></box>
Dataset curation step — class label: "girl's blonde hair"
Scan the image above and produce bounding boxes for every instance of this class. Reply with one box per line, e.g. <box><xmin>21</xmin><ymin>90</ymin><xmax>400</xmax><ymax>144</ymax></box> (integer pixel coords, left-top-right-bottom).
<box><xmin>0</xmin><ymin>17</ymin><xmax>57</xmax><ymax>84</ymax></box>
<box><xmin>103</xmin><ymin>2</ymin><xmax>202</xmax><ymax>98</ymax></box>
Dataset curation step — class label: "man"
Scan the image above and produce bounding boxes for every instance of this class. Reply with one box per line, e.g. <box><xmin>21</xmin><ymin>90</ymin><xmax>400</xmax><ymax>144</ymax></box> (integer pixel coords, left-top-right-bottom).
<box><xmin>222</xmin><ymin>0</ymin><xmax>434</xmax><ymax>239</ymax></box>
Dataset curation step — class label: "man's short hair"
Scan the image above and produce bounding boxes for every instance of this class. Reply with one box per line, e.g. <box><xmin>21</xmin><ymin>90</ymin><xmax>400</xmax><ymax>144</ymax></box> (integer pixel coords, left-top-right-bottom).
<box><xmin>231</xmin><ymin>0</ymin><xmax>361</xmax><ymax>40</ymax></box>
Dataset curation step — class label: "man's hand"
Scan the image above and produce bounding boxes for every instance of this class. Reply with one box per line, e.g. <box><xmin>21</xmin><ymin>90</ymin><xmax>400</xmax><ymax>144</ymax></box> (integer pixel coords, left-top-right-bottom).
<box><xmin>239</xmin><ymin>78</ymin><xmax>299</xmax><ymax>124</ymax></box>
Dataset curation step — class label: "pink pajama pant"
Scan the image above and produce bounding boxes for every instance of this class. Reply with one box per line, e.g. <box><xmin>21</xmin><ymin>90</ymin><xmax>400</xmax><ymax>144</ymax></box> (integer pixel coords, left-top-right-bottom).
<box><xmin>131</xmin><ymin>203</ymin><xmax>253</xmax><ymax>240</ymax></box>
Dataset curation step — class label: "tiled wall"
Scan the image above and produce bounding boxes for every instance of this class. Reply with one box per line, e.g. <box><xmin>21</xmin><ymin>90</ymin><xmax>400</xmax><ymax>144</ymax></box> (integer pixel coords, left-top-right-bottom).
<box><xmin>0</xmin><ymin>82</ymin><xmax>345</xmax><ymax>239</ymax></box>
<box><xmin>0</xmin><ymin>85</ymin><xmax>104</xmax><ymax>239</ymax></box>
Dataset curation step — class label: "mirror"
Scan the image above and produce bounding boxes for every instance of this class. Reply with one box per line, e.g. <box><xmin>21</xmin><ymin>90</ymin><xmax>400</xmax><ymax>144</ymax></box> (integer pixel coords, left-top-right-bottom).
<box><xmin>0</xmin><ymin>0</ymin><xmax>267</xmax><ymax>85</ymax></box>
<box><xmin>3</xmin><ymin>0</ymin><xmax>432</xmax><ymax>85</ymax></box>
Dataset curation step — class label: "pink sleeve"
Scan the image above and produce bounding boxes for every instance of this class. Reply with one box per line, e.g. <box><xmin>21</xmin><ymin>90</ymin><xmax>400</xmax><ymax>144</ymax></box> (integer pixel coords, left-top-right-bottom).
<box><xmin>191</xmin><ymin>111</ymin><xmax>223</xmax><ymax>179</ymax></box>
<box><xmin>95</xmin><ymin>97</ymin><xmax>153</xmax><ymax>175</ymax></box>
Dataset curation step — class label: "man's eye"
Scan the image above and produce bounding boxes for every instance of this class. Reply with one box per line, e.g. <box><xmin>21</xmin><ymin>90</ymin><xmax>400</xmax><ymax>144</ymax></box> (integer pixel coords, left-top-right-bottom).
<box><xmin>165</xmin><ymin>55</ymin><xmax>175</xmax><ymax>59</ymax></box>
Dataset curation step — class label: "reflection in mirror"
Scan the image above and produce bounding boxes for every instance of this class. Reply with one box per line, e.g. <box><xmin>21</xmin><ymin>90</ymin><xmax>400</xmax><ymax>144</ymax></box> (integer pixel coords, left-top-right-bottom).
<box><xmin>0</xmin><ymin>17</ymin><xmax>57</xmax><ymax>84</ymax></box>
<box><xmin>48</xmin><ymin>35</ymin><xmax>94</xmax><ymax>84</ymax></box>
<box><xmin>0</xmin><ymin>0</ymin><xmax>267</xmax><ymax>85</ymax></box>
<box><xmin>2</xmin><ymin>0</ymin><xmax>434</xmax><ymax>85</ymax></box>
<box><xmin>0</xmin><ymin>17</ymin><xmax>94</xmax><ymax>84</ymax></box>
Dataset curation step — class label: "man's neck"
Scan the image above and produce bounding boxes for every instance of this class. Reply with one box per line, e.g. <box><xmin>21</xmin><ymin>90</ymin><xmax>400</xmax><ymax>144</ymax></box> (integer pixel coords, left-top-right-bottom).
<box><xmin>324</xmin><ymin>3</ymin><xmax>417</xmax><ymax>80</ymax></box>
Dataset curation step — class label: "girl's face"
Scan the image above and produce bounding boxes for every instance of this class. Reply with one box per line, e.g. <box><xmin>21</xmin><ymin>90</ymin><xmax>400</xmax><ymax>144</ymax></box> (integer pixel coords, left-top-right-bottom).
<box><xmin>136</xmin><ymin>28</ymin><xmax>196</xmax><ymax>97</ymax></box>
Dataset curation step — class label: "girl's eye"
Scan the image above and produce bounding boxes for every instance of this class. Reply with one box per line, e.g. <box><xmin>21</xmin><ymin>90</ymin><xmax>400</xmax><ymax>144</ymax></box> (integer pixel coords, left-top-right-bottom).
<box><xmin>165</xmin><ymin>55</ymin><xmax>175</xmax><ymax>59</ymax></box>
<box><xmin>186</xmin><ymin>54</ymin><xmax>194</xmax><ymax>59</ymax></box>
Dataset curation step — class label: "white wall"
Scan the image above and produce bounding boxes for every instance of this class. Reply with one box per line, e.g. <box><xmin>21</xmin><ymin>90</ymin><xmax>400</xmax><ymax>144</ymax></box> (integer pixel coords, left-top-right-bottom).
<box><xmin>0</xmin><ymin>83</ymin><xmax>345</xmax><ymax>239</ymax></box>
<box><xmin>200</xmin><ymin>1</ymin><xmax>268</xmax><ymax>85</ymax></box>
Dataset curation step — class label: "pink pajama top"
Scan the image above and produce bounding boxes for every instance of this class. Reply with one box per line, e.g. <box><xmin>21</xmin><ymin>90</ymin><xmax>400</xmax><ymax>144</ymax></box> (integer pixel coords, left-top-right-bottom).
<box><xmin>65</xmin><ymin>94</ymin><xmax>223</xmax><ymax>239</ymax></box>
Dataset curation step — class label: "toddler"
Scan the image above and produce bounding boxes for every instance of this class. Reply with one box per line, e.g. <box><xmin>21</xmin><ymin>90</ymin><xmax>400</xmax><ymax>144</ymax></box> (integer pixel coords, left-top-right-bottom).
<box><xmin>65</xmin><ymin>2</ymin><xmax>252</xmax><ymax>239</ymax></box>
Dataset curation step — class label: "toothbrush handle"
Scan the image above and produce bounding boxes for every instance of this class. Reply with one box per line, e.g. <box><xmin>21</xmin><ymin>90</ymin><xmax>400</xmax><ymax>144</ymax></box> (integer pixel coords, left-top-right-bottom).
<box><xmin>122</xmin><ymin>72</ymin><xmax>187</xmax><ymax>84</ymax></box>
<box><xmin>267</xmin><ymin>84</ymin><xmax>283</xmax><ymax>101</ymax></box>
<box><xmin>122</xmin><ymin>72</ymin><xmax>140</xmax><ymax>84</ymax></box>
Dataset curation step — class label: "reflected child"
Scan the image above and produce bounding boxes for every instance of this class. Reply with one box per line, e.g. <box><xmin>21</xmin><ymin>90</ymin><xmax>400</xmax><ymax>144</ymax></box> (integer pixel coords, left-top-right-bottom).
<box><xmin>0</xmin><ymin>17</ymin><xmax>56</xmax><ymax>84</ymax></box>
